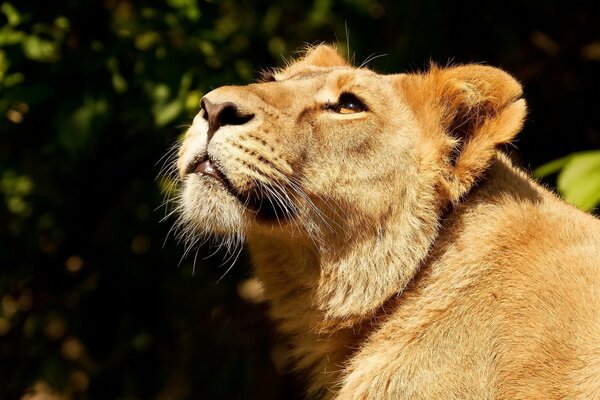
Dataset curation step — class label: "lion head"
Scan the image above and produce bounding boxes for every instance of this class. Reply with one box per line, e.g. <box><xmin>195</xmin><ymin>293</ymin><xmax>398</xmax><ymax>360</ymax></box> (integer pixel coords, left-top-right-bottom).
<box><xmin>175</xmin><ymin>45</ymin><xmax>526</xmax><ymax>318</ymax></box>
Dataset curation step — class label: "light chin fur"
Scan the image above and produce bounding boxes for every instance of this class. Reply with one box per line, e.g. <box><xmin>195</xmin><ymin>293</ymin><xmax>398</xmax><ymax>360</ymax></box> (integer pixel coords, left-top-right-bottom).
<box><xmin>179</xmin><ymin>174</ymin><xmax>247</xmax><ymax>236</ymax></box>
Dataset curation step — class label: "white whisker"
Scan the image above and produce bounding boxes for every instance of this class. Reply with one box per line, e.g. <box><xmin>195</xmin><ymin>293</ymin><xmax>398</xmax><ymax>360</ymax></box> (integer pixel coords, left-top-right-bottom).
<box><xmin>359</xmin><ymin>53</ymin><xmax>388</xmax><ymax>69</ymax></box>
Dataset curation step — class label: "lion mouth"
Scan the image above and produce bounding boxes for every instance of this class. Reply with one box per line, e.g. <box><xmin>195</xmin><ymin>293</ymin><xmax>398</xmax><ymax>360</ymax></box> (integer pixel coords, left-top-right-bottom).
<box><xmin>194</xmin><ymin>159</ymin><xmax>227</xmax><ymax>185</ymax></box>
<box><xmin>189</xmin><ymin>158</ymin><xmax>297</xmax><ymax>222</ymax></box>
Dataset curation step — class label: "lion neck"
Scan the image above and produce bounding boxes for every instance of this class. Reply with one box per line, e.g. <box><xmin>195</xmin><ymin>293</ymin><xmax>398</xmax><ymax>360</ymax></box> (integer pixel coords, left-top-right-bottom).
<box><xmin>248</xmin><ymin>197</ymin><xmax>440</xmax><ymax>315</ymax></box>
<box><xmin>246</xmin><ymin>175</ymin><xmax>441</xmax><ymax>386</ymax></box>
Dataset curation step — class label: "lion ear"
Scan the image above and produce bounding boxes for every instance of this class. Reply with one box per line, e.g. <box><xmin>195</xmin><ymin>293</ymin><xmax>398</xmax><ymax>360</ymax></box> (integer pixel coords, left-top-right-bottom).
<box><xmin>301</xmin><ymin>44</ymin><xmax>348</xmax><ymax>68</ymax></box>
<box><xmin>406</xmin><ymin>64</ymin><xmax>527</xmax><ymax>201</ymax></box>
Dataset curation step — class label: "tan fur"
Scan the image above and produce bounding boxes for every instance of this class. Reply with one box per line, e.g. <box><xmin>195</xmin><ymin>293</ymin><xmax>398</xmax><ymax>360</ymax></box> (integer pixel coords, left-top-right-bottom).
<box><xmin>175</xmin><ymin>45</ymin><xmax>600</xmax><ymax>399</ymax></box>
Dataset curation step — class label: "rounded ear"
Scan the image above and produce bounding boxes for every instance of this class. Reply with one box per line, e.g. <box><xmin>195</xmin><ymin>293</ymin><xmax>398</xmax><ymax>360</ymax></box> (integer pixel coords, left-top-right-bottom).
<box><xmin>434</xmin><ymin>65</ymin><xmax>525</xmax><ymax>145</ymax></box>
<box><xmin>402</xmin><ymin>64</ymin><xmax>527</xmax><ymax>201</ymax></box>
<box><xmin>300</xmin><ymin>44</ymin><xmax>349</xmax><ymax>68</ymax></box>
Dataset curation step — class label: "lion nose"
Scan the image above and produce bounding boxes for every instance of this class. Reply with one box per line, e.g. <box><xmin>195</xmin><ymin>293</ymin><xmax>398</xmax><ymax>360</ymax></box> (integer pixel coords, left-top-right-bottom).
<box><xmin>200</xmin><ymin>98</ymin><xmax>254</xmax><ymax>142</ymax></box>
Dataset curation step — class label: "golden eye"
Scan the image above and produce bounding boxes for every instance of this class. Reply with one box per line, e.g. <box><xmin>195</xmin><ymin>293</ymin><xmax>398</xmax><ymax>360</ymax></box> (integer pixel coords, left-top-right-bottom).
<box><xmin>335</xmin><ymin>93</ymin><xmax>367</xmax><ymax>114</ymax></box>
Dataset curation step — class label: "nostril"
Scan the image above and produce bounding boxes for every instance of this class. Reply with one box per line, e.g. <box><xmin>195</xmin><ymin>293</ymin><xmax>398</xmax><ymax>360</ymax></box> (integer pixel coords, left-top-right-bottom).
<box><xmin>200</xmin><ymin>99</ymin><xmax>209</xmax><ymax>121</ymax></box>
<box><xmin>218</xmin><ymin>103</ymin><xmax>254</xmax><ymax>126</ymax></box>
<box><xmin>201</xmin><ymin>98</ymin><xmax>254</xmax><ymax>141</ymax></box>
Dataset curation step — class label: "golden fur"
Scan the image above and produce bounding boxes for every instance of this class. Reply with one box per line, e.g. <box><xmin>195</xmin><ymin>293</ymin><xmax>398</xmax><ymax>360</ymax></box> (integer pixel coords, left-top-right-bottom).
<box><xmin>174</xmin><ymin>45</ymin><xmax>600</xmax><ymax>399</ymax></box>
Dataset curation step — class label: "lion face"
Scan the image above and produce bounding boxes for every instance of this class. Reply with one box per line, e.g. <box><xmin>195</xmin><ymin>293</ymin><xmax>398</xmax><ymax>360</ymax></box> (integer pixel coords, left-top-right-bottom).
<box><xmin>176</xmin><ymin>45</ymin><xmax>525</xmax><ymax>260</ymax></box>
<box><xmin>177</xmin><ymin>47</ymin><xmax>424</xmax><ymax>245</ymax></box>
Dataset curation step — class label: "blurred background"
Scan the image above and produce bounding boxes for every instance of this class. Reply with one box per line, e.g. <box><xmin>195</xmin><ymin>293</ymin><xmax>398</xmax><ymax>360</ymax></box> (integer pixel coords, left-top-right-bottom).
<box><xmin>1</xmin><ymin>0</ymin><xmax>599</xmax><ymax>399</ymax></box>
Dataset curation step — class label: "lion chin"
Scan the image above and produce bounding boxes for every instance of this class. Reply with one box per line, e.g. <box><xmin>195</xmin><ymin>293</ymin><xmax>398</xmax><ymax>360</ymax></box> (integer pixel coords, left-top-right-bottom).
<box><xmin>179</xmin><ymin>174</ymin><xmax>246</xmax><ymax>236</ymax></box>
<box><xmin>172</xmin><ymin>44</ymin><xmax>600</xmax><ymax>399</ymax></box>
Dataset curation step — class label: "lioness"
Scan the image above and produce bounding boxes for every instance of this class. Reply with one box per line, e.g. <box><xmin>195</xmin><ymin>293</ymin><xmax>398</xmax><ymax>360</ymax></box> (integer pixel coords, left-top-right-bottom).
<box><xmin>174</xmin><ymin>45</ymin><xmax>600</xmax><ymax>399</ymax></box>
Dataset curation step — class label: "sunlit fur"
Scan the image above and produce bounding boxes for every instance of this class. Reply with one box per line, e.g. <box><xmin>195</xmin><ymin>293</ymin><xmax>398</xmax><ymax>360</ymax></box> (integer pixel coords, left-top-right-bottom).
<box><xmin>172</xmin><ymin>45</ymin><xmax>600</xmax><ymax>399</ymax></box>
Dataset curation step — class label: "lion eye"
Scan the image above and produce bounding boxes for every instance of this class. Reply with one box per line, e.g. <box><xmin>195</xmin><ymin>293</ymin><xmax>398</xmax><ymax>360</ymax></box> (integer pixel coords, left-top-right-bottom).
<box><xmin>335</xmin><ymin>93</ymin><xmax>367</xmax><ymax>114</ymax></box>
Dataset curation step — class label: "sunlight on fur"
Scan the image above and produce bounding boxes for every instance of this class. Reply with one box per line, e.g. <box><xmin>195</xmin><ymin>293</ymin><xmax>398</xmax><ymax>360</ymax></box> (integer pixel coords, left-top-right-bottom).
<box><xmin>166</xmin><ymin>44</ymin><xmax>600</xmax><ymax>399</ymax></box>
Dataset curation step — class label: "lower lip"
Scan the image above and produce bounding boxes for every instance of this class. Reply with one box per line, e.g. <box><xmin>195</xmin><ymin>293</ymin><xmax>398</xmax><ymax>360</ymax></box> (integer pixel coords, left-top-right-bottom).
<box><xmin>195</xmin><ymin>160</ymin><xmax>225</xmax><ymax>184</ymax></box>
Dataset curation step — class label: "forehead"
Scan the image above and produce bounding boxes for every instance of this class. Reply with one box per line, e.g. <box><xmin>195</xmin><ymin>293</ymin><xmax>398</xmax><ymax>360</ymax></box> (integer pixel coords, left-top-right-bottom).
<box><xmin>272</xmin><ymin>65</ymin><xmax>384</xmax><ymax>92</ymax></box>
<box><xmin>277</xmin><ymin>63</ymin><xmax>374</xmax><ymax>78</ymax></box>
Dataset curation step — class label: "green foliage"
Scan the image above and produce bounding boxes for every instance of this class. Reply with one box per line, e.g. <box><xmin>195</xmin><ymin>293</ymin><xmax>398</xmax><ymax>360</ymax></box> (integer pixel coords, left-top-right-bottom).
<box><xmin>0</xmin><ymin>0</ymin><xmax>598</xmax><ymax>399</ymax></box>
<box><xmin>534</xmin><ymin>151</ymin><xmax>600</xmax><ymax>211</ymax></box>
<box><xmin>1</xmin><ymin>170</ymin><xmax>33</xmax><ymax>216</ymax></box>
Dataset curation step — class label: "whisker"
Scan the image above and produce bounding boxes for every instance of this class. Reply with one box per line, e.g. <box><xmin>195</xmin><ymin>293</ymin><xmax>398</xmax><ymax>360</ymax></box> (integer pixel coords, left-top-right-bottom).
<box><xmin>192</xmin><ymin>246</ymin><xmax>201</xmax><ymax>276</ymax></box>
<box><xmin>178</xmin><ymin>234</ymin><xmax>201</xmax><ymax>269</ymax></box>
<box><xmin>359</xmin><ymin>53</ymin><xmax>388</xmax><ymax>69</ymax></box>
<box><xmin>216</xmin><ymin>237</ymin><xmax>245</xmax><ymax>283</ymax></box>
<box><xmin>156</xmin><ymin>142</ymin><xmax>182</xmax><ymax>180</ymax></box>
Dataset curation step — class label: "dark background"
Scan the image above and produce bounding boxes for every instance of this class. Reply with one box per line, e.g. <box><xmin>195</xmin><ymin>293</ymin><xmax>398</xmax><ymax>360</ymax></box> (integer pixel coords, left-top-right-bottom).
<box><xmin>1</xmin><ymin>1</ymin><xmax>599</xmax><ymax>399</ymax></box>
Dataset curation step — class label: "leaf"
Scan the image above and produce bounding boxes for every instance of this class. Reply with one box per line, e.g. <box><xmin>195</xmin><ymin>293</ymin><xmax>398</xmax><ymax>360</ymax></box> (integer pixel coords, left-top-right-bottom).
<box><xmin>155</xmin><ymin>100</ymin><xmax>182</xmax><ymax>128</ymax></box>
<box><xmin>0</xmin><ymin>49</ymin><xmax>7</xmax><ymax>81</ymax></box>
<box><xmin>1</xmin><ymin>2</ymin><xmax>21</xmax><ymax>27</ymax></box>
<box><xmin>107</xmin><ymin>57</ymin><xmax>128</xmax><ymax>93</ymax></box>
<box><xmin>23</xmin><ymin>35</ymin><xmax>60</xmax><ymax>62</ymax></box>
<box><xmin>56</xmin><ymin>97</ymin><xmax>109</xmax><ymax>154</ymax></box>
<box><xmin>0</xmin><ymin>25</ymin><xmax>25</xmax><ymax>46</ymax></box>
<box><xmin>557</xmin><ymin>151</ymin><xmax>600</xmax><ymax>211</ymax></box>
<box><xmin>532</xmin><ymin>154</ymin><xmax>573</xmax><ymax>178</ymax></box>
<box><xmin>151</xmin><ymin>72</ymin><xmax>193</xmax><ymax>127</ymax></box>
<box><xmin>167</xmin><ymin>0</ymin><xmax>200</xmax><ymax>21</ymax></box>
